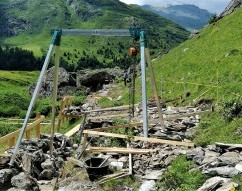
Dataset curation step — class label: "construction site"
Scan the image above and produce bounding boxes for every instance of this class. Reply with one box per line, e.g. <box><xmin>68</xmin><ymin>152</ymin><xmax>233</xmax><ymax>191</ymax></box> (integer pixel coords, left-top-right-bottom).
<box><xmin>0</xmin><ymin>28</ymin><xmax>241</xmax><ymax>191</ymax></box>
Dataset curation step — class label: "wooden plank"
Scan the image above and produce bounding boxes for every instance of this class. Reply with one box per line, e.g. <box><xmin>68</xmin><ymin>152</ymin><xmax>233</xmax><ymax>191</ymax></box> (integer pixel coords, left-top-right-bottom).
<box><xmin>86</xmin><ymin>147</ymin><xmax>153</xmax><ymax>154</ymax></box>
<box><xmin>26</xmin><ymin>130</ymin><xmax>31</xmax><ymax>139</ymax></box>
<box><xmin>98</xmin><ymin>173</ymin><xmax>130</xmax><ymax>184</ymax></box>
<box><xmin>65</xmin><ymin>124</ymin><xmax>80</xmax><ymax>137</ymax></box>
<box><xmin>133</xmin><ymin>136</ymin><xmax>194</xmax><ymax>147</ymax></box>
<box><xmin>91</xmin><ymin>122</ymin><xmax>142</xmax><ymax>132</ymax></box>
<box><xmin>83</xmin><ymin>130</ymin><xmax>127</xmax><ymax>139</ymax></box>
<box><xmin>215</xmin><ymin>142</ymin><xmax>242</xmax><ymax>149</ymax></box>
<box><xmin>88</xmin><ymin>113</ymin><xmax>128</xmax><ymax>120</ymax></box>
<box><xmin>83</xmin><ymin>130</ymin><xmax>194</xmax><ymax>147</ymax></box>
<box><xmin>97</xmin><ymin>172</ymin><xmax>128</xmax><ymax>184</ymax></box>
<box><xmin>82</xmin><ymin>105</ymin><xmax>133</xmax><ymax>113</ymax></box>
<box><xmin>145</xmin><ymin>48</ymin><xmax>164</xmax><ymax>127</ymax></box>
<box><xmin>66</xmin><ymin>157</ymin><xmax>83</xmax><ymax>167</ymax></box>
<box><xmin>0</xmin><ymin>115</ymin><xmax>45</xmax><ymax>144</ymax></box>
<box><xmin>8</xmin><ymin>137</ymin><xmax>15</xmax><ymax>148</ymax></box>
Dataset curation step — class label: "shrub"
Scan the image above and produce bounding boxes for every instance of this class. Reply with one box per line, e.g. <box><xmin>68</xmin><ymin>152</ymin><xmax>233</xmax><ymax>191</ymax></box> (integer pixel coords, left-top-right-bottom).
<box><xmin>0</xmin><ymin>124</ymin><xmax>20</xmax><ymax>137</ymax></box>
<box><xmin>208</xmin><ymin>13</ymin><xmax>217</xmax><ymax>24</ymax></box>
<box><xmin>222</xmin><ymin>99</ymin><xmax>242</xmax><ymax>122</ymax></box>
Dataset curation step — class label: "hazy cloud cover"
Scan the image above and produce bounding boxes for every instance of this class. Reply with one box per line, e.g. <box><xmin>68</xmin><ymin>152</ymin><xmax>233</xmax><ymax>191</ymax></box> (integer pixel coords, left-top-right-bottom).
<box><xmin>119</xmin><ymin>0</ymin><xmax>231</xmax><ymax>13</ymax></box>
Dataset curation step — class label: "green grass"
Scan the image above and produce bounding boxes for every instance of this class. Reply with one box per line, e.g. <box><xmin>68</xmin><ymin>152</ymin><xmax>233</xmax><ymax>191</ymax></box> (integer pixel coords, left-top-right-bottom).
<box><xmin>195</xmin><ymin>112</ymin><xmax>242</xmax><ymax>146</ymax></box>
<box><xmin>101</xmin><ymin>176</ymin><xmax>141</xmax><ymax>191</ymax></box>
<box><xmin>157</xmin><ymin>155</ymin><xmax>207</xmax><ymax>191</ymax></box>
<box><xmin>150</xmin><ymin>7</ymin><xmax>242</xmax><ymax>104</ymax></box>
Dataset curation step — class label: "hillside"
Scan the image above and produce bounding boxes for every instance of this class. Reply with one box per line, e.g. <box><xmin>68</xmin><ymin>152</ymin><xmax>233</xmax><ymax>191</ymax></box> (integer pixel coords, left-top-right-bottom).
<box><xmin>140</xmin><ymin>4</ymin><xmax>212</xmax><ymax>31</ymax></box>
<box><xmin>0</xmin><ymin>0</ymin><xmax>189</xmax><ymax>66</ymax></box>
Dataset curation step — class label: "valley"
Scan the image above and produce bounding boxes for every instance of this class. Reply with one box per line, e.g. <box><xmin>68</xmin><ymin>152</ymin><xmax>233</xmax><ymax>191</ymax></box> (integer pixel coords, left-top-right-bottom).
<box><xmin>1</xmin><ymin>0</ymin><xmax>242</xmax><ymax>190</ymax></box>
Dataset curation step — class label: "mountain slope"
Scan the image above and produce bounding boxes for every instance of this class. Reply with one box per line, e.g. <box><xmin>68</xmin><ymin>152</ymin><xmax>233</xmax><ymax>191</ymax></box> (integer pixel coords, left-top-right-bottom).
<box><xmin>0</xmin><ymin>0</ymin><xmax>189</xmax><ymax>62</ymax></box>
<box><xmin>151</xmin><ymin>6</ymin><xmax>242</xmax><ymax>104</ymax></box>
<box><xmin>140</xmin><ymin>4</ymin><xmax>212</xmax><ymax>31</ymax></box>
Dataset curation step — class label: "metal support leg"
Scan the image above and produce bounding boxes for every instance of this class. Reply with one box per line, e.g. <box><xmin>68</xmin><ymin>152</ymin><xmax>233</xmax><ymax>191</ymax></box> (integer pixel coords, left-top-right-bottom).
<box><xmin>9</xmin><ymin>43</ymin><xmax>55</xmax><ymax>166</ymax></box>
<box><xmin>50</xmin><ymin>45</ymin><xmax>60</xmax><ymax>157</ymax></box>
<box><xmin>140</xmin><ymin>31</ymin><xmax>148</xmax><ymax>138</ymax></box>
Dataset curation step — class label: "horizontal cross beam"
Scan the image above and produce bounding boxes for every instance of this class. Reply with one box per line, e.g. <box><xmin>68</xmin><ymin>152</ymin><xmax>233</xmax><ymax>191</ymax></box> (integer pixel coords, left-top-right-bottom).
<box><xmin>61</xmin><ymin>29</ymin><xmax>131</xmax><ymax>36</ymax></box>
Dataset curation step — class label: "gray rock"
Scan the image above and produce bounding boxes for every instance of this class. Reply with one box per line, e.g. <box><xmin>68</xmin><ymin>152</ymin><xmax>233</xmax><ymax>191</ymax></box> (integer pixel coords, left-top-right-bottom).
<box><xmin>202</xmin><ymin>157</ymin><xmax>218</xmax><ymax>165</ymax></box>
<box><xmin>235</xmin><ymin>162</ymin><xmax>242</xmax><ymax>172</ymax></box>
<box><xmin>39</xmin><ymin>169</ymin><xmax>54</xmax><ymax>180</ymax></box>
<box><xmin>202</xmin><ymin>166</ymin><xmax>240</xmax><ymax>177</ymax></box>
<box><xmin>216</xmin><ymin>182</ymin><xmax>238</xmax><ymax>191</ymax></box>
<box><xmin>55</xmin><ymin>157</ymin><xmax>65</xmax><ymax>169</ymax></box>
<box><xmin>193</xmin><ymin>155</ymin><xmax>205</xmax><ymax>165</ymax></box>
<box><xmin>204</xmin><ymin>150</ymin><xmax>221</xmax><ymax>157</ymax></box>
<box><xmin>11</xmin><ymin>172</ymin><xmax>39</xmax><ymax>191</ymax></box>
<box><xmin>143</xmin><ymin>170</ymin><xmax>163</xmax><ymax>180</ymax></box>
<box><xmin>218</xmin><ymin>152</ymin><xmax>242</xmax><ymax>166</ymax></box>
<box><xmin>0</xmin><ymin>169</ymin><xmax>14</xmax><ymax>184</ymax></box>
<box><xmin>138</xmin><ymin>180</ymin><xmax>156</xmax><ymax>191</ymax></box>
<box><xmin>187</xmin><ymin>147</ymin><xmax>204</xmax><ymax>160</ymax></box>
<box><xmin>196</xmin><ymin>176</ymin><xmax>230</xmax><ymax>191</ymax></box>
<box><xmin>41</xmin><ymin>159</ymin><xmax>55</xmax><ymax>170</ymax></box>
<box><xmin>0</xmin><ymin>155</ymin><xmax>10</xmax><ymax>167</ymax></box>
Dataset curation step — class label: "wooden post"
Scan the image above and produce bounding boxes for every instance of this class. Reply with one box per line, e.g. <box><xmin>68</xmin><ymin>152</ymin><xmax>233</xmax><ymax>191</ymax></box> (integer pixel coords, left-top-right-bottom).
<box><xmin>8</xmin><ymin>137</ymin><xmax>15</xmax><ymax>148</ymax></box>
<box><xmin>26</xmin><ymin>129</ymin><xmax>31</xmax><ymax>139</ymax></box>
<box><xmin>79</xmin><ymin>133</ymin><xmax>88</xmax><ymax>157</ymax></box>
<box><xmin>145</xmin><ymin>48</ymin><xmax>164</xmax><ymax>127</ymax></box>
<box><xmin>35</xmin><ymin>113</ymin><xmax>41</xmax><ymax>138</ymax></box>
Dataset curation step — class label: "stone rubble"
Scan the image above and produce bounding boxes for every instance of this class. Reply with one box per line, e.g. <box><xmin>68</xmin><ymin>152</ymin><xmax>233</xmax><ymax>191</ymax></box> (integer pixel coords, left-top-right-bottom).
<box><xmin>2</xmin><ymin>102</ymin><xmax>242</xmax><ymax>190</ymax></box>
<box><xmin>0</xmin><ymin>133</ymin><xmax>74</xmax><ymax>190</ymax></box>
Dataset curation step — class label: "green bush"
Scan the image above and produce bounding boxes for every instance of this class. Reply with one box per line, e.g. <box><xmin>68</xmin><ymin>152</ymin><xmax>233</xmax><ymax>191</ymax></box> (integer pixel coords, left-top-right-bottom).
<box><xmin>222</xmin><ymin>99</ymin><xmax>242</xmax><ymax>122</ymax></box>
<box><xmin>0</xmin><ymin>106</ymin><xmax>21</xmax><ymax>117</ymax></box>
<box><xmin>35</xmin><ymin>99</ymin><xmax>53</xmax><ymax>116</ymax></box>
<box><xmin>157</xmin><ymin>155</ymin><xmax>206</xmax><ymax>191</ymax></box>
<box><xmin>0</xmin><ymin>123</ymin><xmax>20</xmax><ymax>137</ymax></box>
<box><xmin>72</xmin><ymin>96</ymin><xmax>85</xmax><ymax>106</ymax></box>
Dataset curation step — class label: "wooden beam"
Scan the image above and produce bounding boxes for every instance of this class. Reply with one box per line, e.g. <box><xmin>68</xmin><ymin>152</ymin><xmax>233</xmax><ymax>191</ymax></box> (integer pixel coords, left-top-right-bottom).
<box><xmin>88</xmin><ymin>113</ymin><xmax>128</xmax><ymax>120</ymax></box>
<box><xmin>91</xmin><ymin>122</ymin><xmax>142</xmax><ymax>132</ymax></box>
<box><xmin>0</xmin><ymin>115</ymin><xmax>45</xmax><ymax>144</ymax></box>
<box><xmin>83</xmin><ymin>130</ymin><xmax>194</xmax><ymax>147</ymax></box>
<box><xmin>66</xmin><ymin>157</ymin><xmax>83</xmax><ymax>167</ymax></box>
<box><xmin>65</xmin><ymin>124</ymin><xmax>80</xmax><ymax>137</ymax></box>
<box><xmin>133</xmin><ymin>136</ymin><xmax>194</xmax><ymax>147</ymax></box>
<box><xmin>215</xmin><ymin>142</ymin><xmax>242</xmax><ymax>149</ymax></box>
<box><xmin>145</xmin><ymin>48</ymin><xmax>164</xmax><ymax>127</ymax></box>
<box><xmin>86</xmin><ymin>147</ymin><xmax>153</xmax><ymax>154</ymax></box>
<box><xmin>82</xmin><ymin>105</ymin><xmax>133</xmax><ymax>113</ymax></box>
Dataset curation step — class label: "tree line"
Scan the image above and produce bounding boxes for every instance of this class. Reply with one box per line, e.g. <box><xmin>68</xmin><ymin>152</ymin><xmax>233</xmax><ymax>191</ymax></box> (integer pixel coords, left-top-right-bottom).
<box><xmin>0</xmin><ymin>46</ymin><xmax>44</xmax><ymax>70</ymax></box>
<box><xmin>0</xmin><ymin>45</ymin><xmax>134</xmax><ymax>72</ymax></box>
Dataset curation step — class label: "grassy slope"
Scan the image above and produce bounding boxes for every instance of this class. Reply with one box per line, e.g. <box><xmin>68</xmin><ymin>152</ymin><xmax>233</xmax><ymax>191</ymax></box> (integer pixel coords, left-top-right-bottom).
<box><xmin>153</xmin><ymin>8</ymin><xmax>242</xmax><ymax>103</ymax></box>
<box><xmin>0</xmin><ymin>70</ymin><xmax>39</xmax><ymax>117</ymax></box>
<box><xmin>149</xmin><ymin>7</ymin><xmax>242</xmax><ymax>146</ymax></box>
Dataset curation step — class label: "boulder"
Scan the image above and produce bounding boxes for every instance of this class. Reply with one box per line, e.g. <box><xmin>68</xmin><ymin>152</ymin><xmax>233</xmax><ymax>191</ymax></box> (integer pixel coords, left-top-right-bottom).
<box><xmin>39</xmin><ymin>169</ymin><xmax>54</xmax><ymax>180</ymax></box>
<box><xmin>202</xmin><ymin>166</ymin><xmax>240</xmax><ymax>177</ymax></box>
<box><xmin>196</xmin><ymin>176</ymin><xmax>230</xmax><ymax>191</ymax></box>
<box><xmin>11</xmin><ymin>172</ymin><xmax>39</xmax><ymax>191</ymax></box>
<box><xmin>138</xmin><ymin>180</ymin><xmax>156</xmax><ymax>191</ymax></box>
<box><xmin>41</xmin><ymin>159</ymin><xmax>55</xmax><ymax>170</ymax></box>
<box><xmin>218</xmin><ymin>152</ymin><xmax>242</xmax><ymax>166</ymax></box>
<box><xmin>0</xmin><ymin>169</ymin><xmax>14</xmax><ymax>184</ymax></box>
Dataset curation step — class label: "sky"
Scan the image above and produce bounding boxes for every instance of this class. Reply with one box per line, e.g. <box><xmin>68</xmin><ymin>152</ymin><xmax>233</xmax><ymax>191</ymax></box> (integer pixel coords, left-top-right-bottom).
<box><xmin>119</xmin><ymin>0</ymin><xmax>232</xmax><ymax>13</ymax></box>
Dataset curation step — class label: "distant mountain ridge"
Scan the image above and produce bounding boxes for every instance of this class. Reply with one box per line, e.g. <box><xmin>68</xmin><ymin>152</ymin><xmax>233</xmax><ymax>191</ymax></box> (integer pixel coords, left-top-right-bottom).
<box><xmin>0</xmin><ymin>0</ymin><xmax>189</xmax><ymax>68</ymax></box>
<box><xmin>140</xmin><ymin>4</ymin><xmax>212</xmax><ymax>31</ymax></box>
